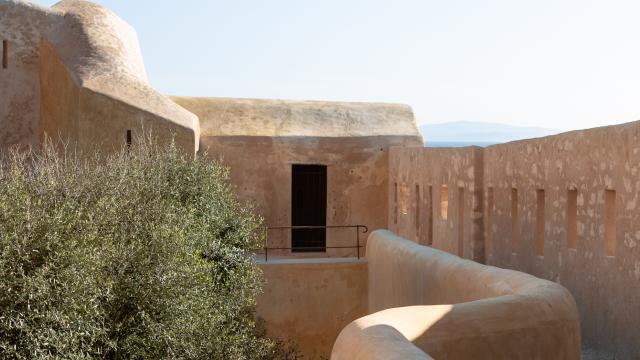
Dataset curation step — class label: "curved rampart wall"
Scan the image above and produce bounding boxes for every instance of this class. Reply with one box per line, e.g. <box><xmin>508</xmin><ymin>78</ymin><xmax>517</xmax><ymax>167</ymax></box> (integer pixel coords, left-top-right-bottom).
<box><xmin>332</xmin><ymin>230</ymin><xmax>580</xmax><ymax>359</ymax></box>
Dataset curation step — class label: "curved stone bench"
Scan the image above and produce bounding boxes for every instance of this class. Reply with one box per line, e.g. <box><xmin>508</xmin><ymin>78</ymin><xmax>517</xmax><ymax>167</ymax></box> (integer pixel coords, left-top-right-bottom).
<box><xmin>332</xmin><ymin>230</ymin><xmax>580</xmax><ymax>359</ymax></box>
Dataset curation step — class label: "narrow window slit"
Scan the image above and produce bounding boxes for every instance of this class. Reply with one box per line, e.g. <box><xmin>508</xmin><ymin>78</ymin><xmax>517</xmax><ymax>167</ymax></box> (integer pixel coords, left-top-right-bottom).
<box><xmin>427</xmin><ymin>185</ymin><xmax>433</xmax><ymax>246</ymax></box>
<box><xmin>486</xmin><ymin>187</ymin><xmax>494</xmax><ymax>255</ymax></box>
<box><xmin>567</xmin><ymin>189</ymin><xmax>578</xmax><ymax>249</ymax></box>
<box><xmin>535</xmin><ymin>189</ymin><xmax>545</xmax><ymax>256</ymax></box>
<box><xmin>2</xmin><ymin>40</ymin><xmax>8</xmax><ymax>69</ymax></box>
<box><xmin>393</xmin><ymin>182</ymin><xmax>398</xmax><ymax>225</ymax></box>
<box><xmin>126</xmin><ymin>130</ymin><xmax>132</xmax><ymax>149</ymax></box>
<box><xmin>400</xmin><ymin>183</ymin><xmax>409</xmax><ymax>215</ymax></box>
<box><xmin>415</xmin><ymin>184</ymin><xmax>421</xmax><ymax>235</ymax></box>
<box><xmin>440</xmin><ymin>185</ymin><xmax>449</xmax><ymax>220</ymax></box>
<box><xmin>457</xmin><ymin>187</ymin><xmax>464</xmax><ymax>257</ymax></box>
<box><xmin>605</xmin><ymin>190</ymin><xmax>616</xmax><ymax>256</ymax></box>
<box><xmin>511</xmin><ymin>188</ymin><xmax>518</xmax><ymax>253</ymax></box>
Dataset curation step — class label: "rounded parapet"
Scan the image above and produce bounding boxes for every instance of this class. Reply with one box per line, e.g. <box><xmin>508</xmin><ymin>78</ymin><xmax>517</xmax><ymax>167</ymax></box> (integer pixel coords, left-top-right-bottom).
<box><xmin>332</xmin><ymin>230</ymin><xmax>581</xmax><ymax>360</ymax></box>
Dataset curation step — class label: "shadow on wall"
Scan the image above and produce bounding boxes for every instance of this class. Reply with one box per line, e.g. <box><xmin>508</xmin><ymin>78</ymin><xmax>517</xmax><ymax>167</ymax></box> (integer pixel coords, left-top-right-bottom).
<box><xmin>331</xmin><ymin>230</ymin><xmax>581</xmax><ymax>360</ymax></box>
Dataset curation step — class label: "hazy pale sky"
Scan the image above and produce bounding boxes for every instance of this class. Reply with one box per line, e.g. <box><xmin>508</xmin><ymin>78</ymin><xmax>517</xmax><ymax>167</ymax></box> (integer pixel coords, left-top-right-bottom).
<box><xmin>32</xmin><ymin>0</ymin><xmax>640</xmax><ymax>130</ymax></box>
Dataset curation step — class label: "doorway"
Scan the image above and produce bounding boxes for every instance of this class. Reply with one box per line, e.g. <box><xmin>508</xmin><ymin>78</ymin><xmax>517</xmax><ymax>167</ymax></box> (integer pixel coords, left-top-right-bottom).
<box><xmin>291</xmin><ymin>165</ymin><xmax>327</xmax><ymax>252</ymax></box>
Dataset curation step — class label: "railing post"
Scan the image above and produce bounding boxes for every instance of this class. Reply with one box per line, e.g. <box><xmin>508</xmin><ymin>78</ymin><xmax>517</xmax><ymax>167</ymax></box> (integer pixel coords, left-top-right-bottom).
<box><xmin>264</xmin><ymin>226</ymin><xmax>268</xmax><ymax>262</ymax></box>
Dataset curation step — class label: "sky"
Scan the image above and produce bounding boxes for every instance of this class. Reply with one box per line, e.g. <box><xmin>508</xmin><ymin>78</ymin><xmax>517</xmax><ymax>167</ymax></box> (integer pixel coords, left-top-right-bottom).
<box><xmin>31</xmin><ymin>0</ymin><xmax>640</xmax><ymax>130</ymax></box>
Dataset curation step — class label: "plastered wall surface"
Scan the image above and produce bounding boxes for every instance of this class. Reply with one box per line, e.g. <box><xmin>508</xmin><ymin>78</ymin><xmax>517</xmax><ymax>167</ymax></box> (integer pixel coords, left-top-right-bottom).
<box><xmin>389</xmin><ymin>146</ymin><xmax>484</xmax><ymax>261</ymax></box>
<box><xmin>256</xmin><ymin>258</ymin><xmax>367</xmax><ymax>359</ymax></box>
<box><xmin>171</xmin><ymin>97</ymin><xmax>422</xmax><ymax>139</ymax></box>
<box><xmin>174</xmin><ymin>97</ymin><xmax>423</xmax><ymax>254</ymax></box>
<box><xmin>484</xmin><ymin>123</ymin><xmax>640</xmax><ymax>359</ymax></box>
<box><xmin>203</xmin><ymin>136</ymin><xmax>413</xmax><ymax>256</ymax></box>
<box><xmin>1</xmin><ymin>0</ymin><xmax>199</xmax><ymax>154</ymax></box>
<box><xmin>0</xmin><ymin>0</ymin><xmax>57</xmax><ymax>150</ymax></box>
<box><xmin>331</xmin><ymin>230</ymin><xmax>580</xmax><ymax>360</ymax></box>
<box><xmin>390</xmin><ymin>121</ymin><xmax>640</xmax><ymax>359</ymax></box>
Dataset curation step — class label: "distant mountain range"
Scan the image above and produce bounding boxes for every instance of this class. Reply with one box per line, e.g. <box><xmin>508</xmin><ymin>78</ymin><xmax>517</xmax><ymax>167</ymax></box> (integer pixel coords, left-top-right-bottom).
<box><xmin>419</xmin><ymin>121</ymin><xmax>562</xmax><ymax>147</ymax></box>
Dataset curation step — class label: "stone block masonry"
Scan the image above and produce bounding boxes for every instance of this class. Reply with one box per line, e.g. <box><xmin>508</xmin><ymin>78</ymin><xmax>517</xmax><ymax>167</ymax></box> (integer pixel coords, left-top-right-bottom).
<box><xmin>389</xmin><ymin>120</ymin><xmax>640</xmax><ymax>359</ymax></box>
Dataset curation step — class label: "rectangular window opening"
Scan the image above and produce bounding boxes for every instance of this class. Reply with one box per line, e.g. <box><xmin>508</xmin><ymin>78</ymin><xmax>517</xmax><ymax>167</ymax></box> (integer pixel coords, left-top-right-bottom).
<box><xmin>440</xmin><ymin>185</ymin><xmax>449</xmax><ymax>220</ymax></box>
<box><xmin>567</xmin><ymin>189</ymin><xmax>578</xmax><ymax>249</ymax></box>
<box><xmin>535</xmin><ymin>189</ymin><xmax>545</xmax><ymax>256</ymax></box>
<box><xmin>2</xmin><ymin>40</ymin><xmax>8</xmax><ymax>69</ymax></box>
<box><xmin>511</xmin><ymin>188</ymin><xmax>518</xmax><ymax>253</ymax></box>
<box><xmin>457</xmin><ymin>187</ymin><xmax>464</xmax><ymax>257</ymax></box>
<box><xmin>605</xmin><ymin>189</ymin><xmax>616</xmax><ymax>256</ymax></box>
<box><xmin>427</xmin><ymin>185</ymin><xmax>433</xmax><ymax>246</ymax></box>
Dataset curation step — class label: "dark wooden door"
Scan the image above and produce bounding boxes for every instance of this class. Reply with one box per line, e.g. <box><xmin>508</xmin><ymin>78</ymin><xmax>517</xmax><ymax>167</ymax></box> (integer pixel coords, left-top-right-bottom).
<box><xmin>291</xmin><ymin>165</ymin><xmax>327</xmax><ymax>252</ymax></box>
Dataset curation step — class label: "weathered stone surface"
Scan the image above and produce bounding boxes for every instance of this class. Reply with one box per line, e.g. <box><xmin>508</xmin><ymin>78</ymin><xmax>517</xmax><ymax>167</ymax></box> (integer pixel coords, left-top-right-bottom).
<box><xmin>1</xmin><ymin>0</ymin><xmax>199</xmax><ymax>153</ymax></box>
<box><xmin>389</xmin><ymin>121</ymin><xmax>640</xmax><ymax>359</ymax></box>
<box><xmin>172</xmin><ymin>96</ymin><xmax>422</xmax><ymax>138</ymax></box>
<box><xmin>0</xmin><ymin>0</ymin><xmax>58</xmax><ymax>149</ymax></box>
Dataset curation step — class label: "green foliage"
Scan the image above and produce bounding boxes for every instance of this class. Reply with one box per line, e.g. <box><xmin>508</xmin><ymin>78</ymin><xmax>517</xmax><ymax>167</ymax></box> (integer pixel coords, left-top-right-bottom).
<box><xmin>0</xmin><ymin>139</ymin><xmax>297</xmax><ymax>359</ymax></box>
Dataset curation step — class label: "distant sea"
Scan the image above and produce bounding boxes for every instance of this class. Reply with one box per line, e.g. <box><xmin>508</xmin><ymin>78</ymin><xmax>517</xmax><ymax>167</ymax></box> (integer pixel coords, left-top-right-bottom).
<box><xmin>425</xmin><ymin>141</ymin><xmax>497</xmax><ymax>148</ymax></box>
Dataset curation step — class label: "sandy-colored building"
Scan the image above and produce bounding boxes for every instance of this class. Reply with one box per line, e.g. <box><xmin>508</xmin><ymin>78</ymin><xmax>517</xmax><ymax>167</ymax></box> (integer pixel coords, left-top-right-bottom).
<box><xmin>1</xmin><ymin>0</ymin><xmax>421</xmax><ymax>255</ymax></box>
<box><xmin>1</xmin><ymin>0</ymin><xmax>199</xmax><ymax>154</ymax></box>
<box><xmin>2</xmin><ymin>1</ymin><xmax>640</xmax><ymax>359</ymax></box>
<box><xmin>172</xmin><ymin>97</ymin><xmax>421</xmax><ymax>255</ymax></box>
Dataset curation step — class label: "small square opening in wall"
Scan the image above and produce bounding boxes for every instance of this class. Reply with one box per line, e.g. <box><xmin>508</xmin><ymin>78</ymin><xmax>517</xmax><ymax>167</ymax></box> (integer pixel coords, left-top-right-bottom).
<box><xmin>2</xmin><ymin>40</ymin><xmax>7</xmax><ymax>69</ymax></box>
<box><xmin>440</xmin><ymin>185</ymin><xmax>449</xmax><ymax>220</ymax></box>
<box><xmin>605</xmin><ymin>189</ymin><xmax>616</xmax><ymax>256</ymax></box>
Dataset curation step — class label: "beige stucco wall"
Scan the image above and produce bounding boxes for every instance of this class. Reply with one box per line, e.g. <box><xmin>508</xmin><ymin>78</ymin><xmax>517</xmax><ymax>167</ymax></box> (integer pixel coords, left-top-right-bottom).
<box><xmin>332</xmin><ymin>230</ymin><xmax>580</xmax><ymax>360</ymax></box>
<box><xmin>256</xmin><ymin>258</ymin><xmax>367</xmax><ymax>359</ymax></box>
<box><xmin>483</xmin><ymin>122</ymin><xmax>640</xmax><ymax>360</ymax></box>
<box><xmin>389</xmin><ymin>120</ymin><xmax>640</xmax><ymax>359</ymax></box>
<box><xmin>171</xmin><ymin>97</ymin><xmax>422</xmax><ymax>138</ymax></box>
<box><xmin>174</xmin><ymin>97</ymin><xmax>423</xmax><ymax>255</ymax></box>
<box><xmin>39</xmin><ymin>0</ymin><xmax>199</xmax><ymax>154</ymax></box>
<box><xmin>388</xmin><ymin>146</ymin><xmax>485</xmax><ymax>261</ymax></box>
<box><xmin>1</xmin><ymin>0</ymin><xmax>199</xmax><ymax>154</ymax></box>
<box><xmin>0</xmin><ymin>0</ymin><xmax>57</xmax><ymax>150</ymax></box>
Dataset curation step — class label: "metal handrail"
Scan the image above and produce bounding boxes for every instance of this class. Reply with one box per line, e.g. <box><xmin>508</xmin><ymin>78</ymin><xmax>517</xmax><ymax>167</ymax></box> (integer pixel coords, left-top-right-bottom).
<box><xmin>254</xmin><ymin>225</ymin><xmax>369</xmax><ymax>262</ymax></box>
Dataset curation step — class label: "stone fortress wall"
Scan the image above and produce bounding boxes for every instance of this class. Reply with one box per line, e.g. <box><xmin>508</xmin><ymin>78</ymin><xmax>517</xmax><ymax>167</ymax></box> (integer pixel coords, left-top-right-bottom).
<box><xmin>1</xmin><ymin>0</ymin><xmax>422</xmax><ymax>256</ymax></box>
<box><xmin>1</xmin><ymin>0</ymin><xmax>199</xmax><ymax>153</ymax></box>
<box><xmin>4</xmin><ymin>0</ymin><xmax>640</xmax><ymax>358</ymax></box>
<box><xmin>389</xmin><ymin>120</ymin><xmax>640</xmax><ymax>359</ymax></box>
